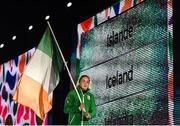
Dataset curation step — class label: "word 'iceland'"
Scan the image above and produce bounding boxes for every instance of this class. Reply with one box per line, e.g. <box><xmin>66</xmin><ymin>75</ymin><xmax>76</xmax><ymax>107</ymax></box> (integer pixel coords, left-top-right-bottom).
<box><xmin>106</xmin><ymin>65</ymin><xmax>133</xmax><ymax>89</ymax></box>
<box><xmin>107</xmin><ymin>25</ymin><xmax>134</xmax><ymax>46</ymax></box>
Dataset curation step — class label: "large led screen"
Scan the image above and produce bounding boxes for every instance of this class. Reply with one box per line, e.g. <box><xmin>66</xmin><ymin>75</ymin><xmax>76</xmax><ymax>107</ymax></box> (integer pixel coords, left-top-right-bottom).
<box><xmin>77</xmin><ymin>0</ymin><xmax>173</xmax><ymax>124</ymax></box>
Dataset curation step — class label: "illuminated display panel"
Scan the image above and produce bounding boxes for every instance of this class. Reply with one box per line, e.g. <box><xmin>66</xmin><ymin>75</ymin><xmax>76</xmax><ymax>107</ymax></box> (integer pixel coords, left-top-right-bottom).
<box><xmin>79</xmin><ymin>0</ymin><xmax>170</xmax><ymax>124</ymax></box>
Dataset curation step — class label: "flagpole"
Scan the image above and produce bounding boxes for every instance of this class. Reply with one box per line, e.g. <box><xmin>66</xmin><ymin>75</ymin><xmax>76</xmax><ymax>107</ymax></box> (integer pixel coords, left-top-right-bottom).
<box><xmin>47</xmin><ymin>21</ymin><xmax>82</xmax><ymax>103</ymax></box>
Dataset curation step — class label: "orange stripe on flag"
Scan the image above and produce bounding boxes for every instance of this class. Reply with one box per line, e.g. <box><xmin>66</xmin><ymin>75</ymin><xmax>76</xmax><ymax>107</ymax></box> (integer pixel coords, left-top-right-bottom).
<box><xmin>122</xmin><ymin>0</ymin><xmax>133</xmax><ymax>12</ymax></box>
<box><xmin>13</xmin><ymin>74</ymin><xmax>52</xmax><ymax>119</ymax></box>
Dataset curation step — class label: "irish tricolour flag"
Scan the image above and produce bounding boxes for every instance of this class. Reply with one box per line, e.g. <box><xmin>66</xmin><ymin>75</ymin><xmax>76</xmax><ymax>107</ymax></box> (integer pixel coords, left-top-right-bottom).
<box><xmin>13</xmin><ymin>27</ymin><xmax>63</xmax><ymax>119</ymax></box>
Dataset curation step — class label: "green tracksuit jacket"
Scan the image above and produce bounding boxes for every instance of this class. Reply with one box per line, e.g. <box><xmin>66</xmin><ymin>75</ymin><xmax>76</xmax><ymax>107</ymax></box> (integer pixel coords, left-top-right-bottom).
<box><xmin>64</xmin><ymin>86</ymin><xmax>96</xmax><ymax>125</ymax></box>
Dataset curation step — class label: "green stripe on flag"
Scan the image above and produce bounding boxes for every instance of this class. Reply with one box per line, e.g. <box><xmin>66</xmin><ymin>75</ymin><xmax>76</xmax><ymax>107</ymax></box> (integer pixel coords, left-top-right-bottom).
<box><xmin>37</xmin><ymin>26</ymin><xmax>63</xmax><ymax>86</ymax></box>
<box><xmin>52</xmin><ymin>40</ymin><xmax>64</xmax><ymax>84</ymax></box>
<box><xmin>38</xmin><ymin>28</ymin><xmax>53</xmax><ymax>58</ymax></box>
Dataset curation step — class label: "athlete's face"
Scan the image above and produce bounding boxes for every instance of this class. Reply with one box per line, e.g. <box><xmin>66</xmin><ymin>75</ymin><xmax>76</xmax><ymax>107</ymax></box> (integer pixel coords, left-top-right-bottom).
<box><xmin>80</xmin><ymin>77</ymin><xmax>90</xmax><ymax>91</ymax></box>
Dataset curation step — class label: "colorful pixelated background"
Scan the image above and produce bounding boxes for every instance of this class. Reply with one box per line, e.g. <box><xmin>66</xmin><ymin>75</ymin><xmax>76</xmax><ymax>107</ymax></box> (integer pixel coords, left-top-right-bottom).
<box><xmin>0</xmin><ymin>48</ymin><xmax>48</xmax><ymax>125</ymax></box>
<box><xmin>71</xmin><ymin>0</ymin><xmax>174</xmax><ymax>125</ymax></box>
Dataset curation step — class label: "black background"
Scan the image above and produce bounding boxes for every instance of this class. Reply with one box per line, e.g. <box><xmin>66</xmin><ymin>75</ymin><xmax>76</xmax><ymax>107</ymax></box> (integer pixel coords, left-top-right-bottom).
<box><xmin>0</xmin><ymin>0</ymin><xmax>119</xmax><ymax>64</ymax></box>
<box><xmin>0</xmin><ymin>0</ymin><xmax>120</xmax><ymax>124</ymax></box>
